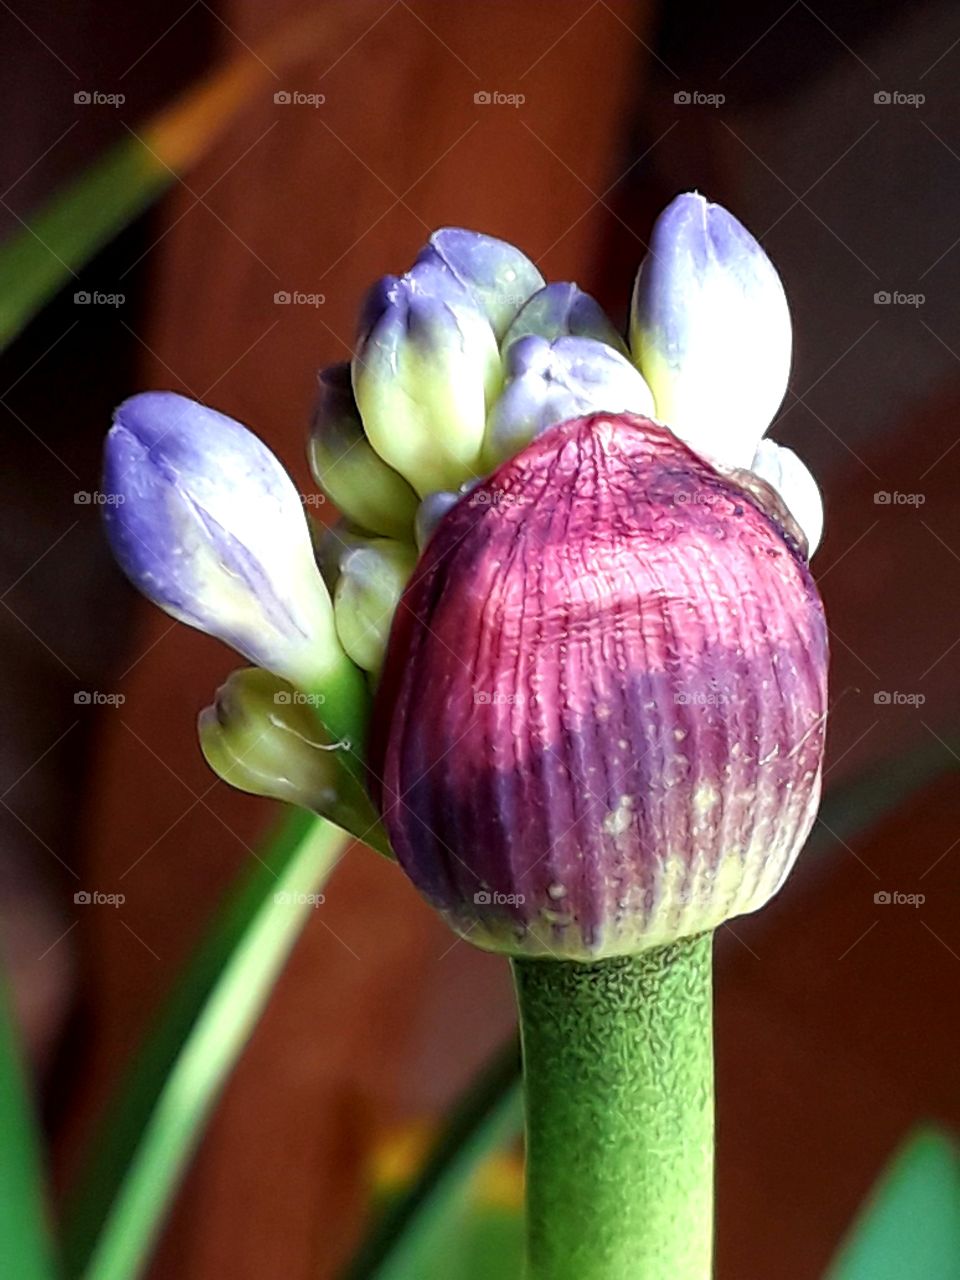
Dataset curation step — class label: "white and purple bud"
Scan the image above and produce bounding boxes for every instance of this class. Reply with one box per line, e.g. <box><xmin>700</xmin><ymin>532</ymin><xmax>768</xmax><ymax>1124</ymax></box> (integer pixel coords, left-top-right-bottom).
<box><xmin>102</xmin><ymin>392</ymin><xmax>342</xmax><ymax>691</ymax></box>
<box><xmin>484</xmin><ymin>334</ymin><xmax>654</xmax><ymax>468</ymax></box>
<box><xmin>333</xmin><ymin>536</ymin><xmax>418</xmax><ymax>677</ymax></box>
<box><xmin>630</xmin><ymin>192</ymin><xmax>792</xmax><ymax>468</ymax></box>
<box><xmin>750</xmin><ymin>439</ymin><xmax>824</xmax><ymax>557</ymax></box>
<box><xmin>353</xmin><ymin>272</ymin><xmax>501</xmax><ymax>496</ymax></box>
<box><xmin>309</xmin><ymin>363</ymin><xmax>419</xmax><ymax>541</ymax></box>
<box><xmin>415</xmin><ymin>490</ymin><xmax>460</xmax><ymax>552</ymax></box>
<box><xmin>371</xmin><ymin>412</ymin><xmax>828</xmax><ymax>960</ymax></box>
<box><xmin>502</xmin><ymin>282</ymin><xmax>628</xmax><ymax>356</ymax></box>
<box><xmin>413</xmin><ymin>227</ymin><xmax>544</xmax><ymax>339</ymax></box>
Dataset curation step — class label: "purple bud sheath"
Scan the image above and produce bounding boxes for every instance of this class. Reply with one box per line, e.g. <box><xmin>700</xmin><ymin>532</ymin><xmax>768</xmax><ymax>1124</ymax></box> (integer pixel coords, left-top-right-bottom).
<box><xmin>370</xmin><ymin>411</ymin><xmax>827</xmax><ymax>960</ymax></box>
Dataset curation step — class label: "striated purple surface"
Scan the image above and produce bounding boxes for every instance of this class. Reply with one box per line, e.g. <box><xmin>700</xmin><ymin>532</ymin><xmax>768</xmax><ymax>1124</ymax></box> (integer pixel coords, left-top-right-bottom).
<box><xmin>370</xmin><ymin>412</ymin><xmax>828</xmax><ymax>959</ymax></box>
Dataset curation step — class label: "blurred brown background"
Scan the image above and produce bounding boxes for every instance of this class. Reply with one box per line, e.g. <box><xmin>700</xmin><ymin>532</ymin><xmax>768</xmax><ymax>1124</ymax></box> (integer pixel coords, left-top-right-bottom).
<box><xmin>1</xmin><ymin>0</ymin><xmax>959</xmax><ymax>1276</ymax></box>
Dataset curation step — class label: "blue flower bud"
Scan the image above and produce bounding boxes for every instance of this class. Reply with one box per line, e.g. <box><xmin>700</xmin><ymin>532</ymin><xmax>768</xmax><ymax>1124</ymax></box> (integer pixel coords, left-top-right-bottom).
<box><xmin>103</xmin><ymin>391</ymin><xmax>342</xmax><ymax>690</ymax></box>
<box><xmin>415</xmin><ymin>491</ymin><xmax>460</xmax><ymax>551</ymax></box>
<box><xmin>750</xmin><ymin>439</ymin><xmax>823</xmax><ymax>556</ymax></box>
<box><xmin>314</xmin><ymin>518</ymin><xmax>375</xmax><ymax>592</ymax></box>
<box><xmin>502</xmin><ymin>282</ymin><xmax>628</xmax><ymax>356</ymax></box>
<box><xmin>630</xmin><ymin>192</ymin><xmax>791</xmax><ymax>468</ymax></box>
<box><xmin>353</xmin><ymin>274</ymin><xmax>502</xmax><ymax>496</ymax></box>
<box><xmin>309</xmin><ymin>363</ymin><xmax>419</xmax><ymax>541</ymax></box>
<box><xmin>484</xmin><ymin>335</ymin><xmax>654</xmax><ymax>467</ymax></box>
<box><xmin>414</xmin><ymin>227</ymin><xmax>544</xmax><ymax>339</ymax></box>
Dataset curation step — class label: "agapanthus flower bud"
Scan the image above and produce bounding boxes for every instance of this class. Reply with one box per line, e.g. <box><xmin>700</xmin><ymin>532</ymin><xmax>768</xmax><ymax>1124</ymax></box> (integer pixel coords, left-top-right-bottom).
<box><xmin>414</xmin><ymin>490</ymin><xmax>459</xmax><ymax>551</ymax></box>
<box><xmin>199</xmin><ymin>668</ymin><xmax>386</xmax><ymax>849</ymax></box>
<box><xmin>309</xmin><ymin>363</ymin><xmax>418</xmax><ymax>541</ymax></box>
<box><xmin>103</xmin><ymin>392</ymin><xmax>342</xmax><ymax>691</ymax></box>
<box><xmin>502</xmin><ymin>281</ymin><xmax>628</xmax><ymax>356</ymax></box>
<box><xmin>353</xmin><ymin>273</ymin><xmax>501</xmax><ymax>496</ymax></box>
<box><xmin>371</xmin><ymin>411</ymin><xmax>827</xmax><ymax>960</ymax></box>
<box><xmin>483</xmin><ymin>334</ymin><xmax>654</xmax><ymax>468</ymax></box>
<box><xmin>413</xmin><ymin>227</ymin><xmax>544</xmax><ymax>339</ymax></box>
<box><xmin>630</xmin><ymin>192</ymin><xmax>792</xmax><ymax>468</ymax></box>
<box><xmin>314</xmin><ymin>519</ymin><xmax>372</xmax><ymax>592</ymax></box>
<box><xmin>750</xmin><ymin>438</ymin><xmax>823</xmax><ymax>556</ymax></box>
<box><xmin>333</xmin><ymin>537</ymin><xmax>418</xmax><ymax>676</ymax></box>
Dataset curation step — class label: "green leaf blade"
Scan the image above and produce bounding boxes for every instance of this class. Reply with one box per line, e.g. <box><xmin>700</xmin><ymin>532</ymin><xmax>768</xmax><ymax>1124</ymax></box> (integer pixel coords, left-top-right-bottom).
<box><xmin>62</xmin><ymin>809</ymin><xmax>346</xmax><ymax>1280</ymax></box>
<box><xmin>0</xmin><ymin>977</ymin><xmax>58</xmax><ymax>1280</ymax></box>
<box><xmin>826</xmin><ymin>1128</ymin><xmax>960</xmax><ymax>1280</ymax></box>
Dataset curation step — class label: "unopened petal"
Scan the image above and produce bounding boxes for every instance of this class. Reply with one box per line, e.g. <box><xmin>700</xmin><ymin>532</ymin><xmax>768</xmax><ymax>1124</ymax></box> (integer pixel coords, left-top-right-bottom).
<box><xmin>630</xmin><ymin>192</ymin><xmax>791</xmax><ymax>468</ymax></box>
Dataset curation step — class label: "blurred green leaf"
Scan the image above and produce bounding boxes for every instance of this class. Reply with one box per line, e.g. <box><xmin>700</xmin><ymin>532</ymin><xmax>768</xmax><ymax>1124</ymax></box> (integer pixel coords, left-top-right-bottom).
<box><xmin>0</xmin><ymin>138</ymin><xmax>169</xmax><ymax>348</ymax></box>
<box><xmin>825</xmin><ymin>1128</ymin><xmax>960</xmax><ymax>1280</ymax></box>
<box><xmin>811</xmin><ymin>731</ymin><xmax>959</xmax><ymax>854</ymax></box>
<box><xmin>342</xmin><ymin>1037</ymin><xmax>522</xmax><ymax>1280</ymax></box>
<box><xmin>62</xmin><ymin>809</ymin><xmax>346</xmax><ymax>1280</ymax></box>
<box><xmin>456</xmin><ymin>1206</ymin><xmax>523</xmax><ymax>1280</ymax></box>
<box><xmin>0</xmin><ymin>978</ymin><xmax>57</xmax><ymax>1280</ymax></box>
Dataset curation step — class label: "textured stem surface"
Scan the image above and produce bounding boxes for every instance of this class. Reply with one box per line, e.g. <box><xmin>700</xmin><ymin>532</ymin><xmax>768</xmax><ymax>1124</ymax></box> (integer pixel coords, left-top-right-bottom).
<box><xmin>513</xmin><ymin>935</ymin><xmax>714</xmax><ymax>1280</ymax></box>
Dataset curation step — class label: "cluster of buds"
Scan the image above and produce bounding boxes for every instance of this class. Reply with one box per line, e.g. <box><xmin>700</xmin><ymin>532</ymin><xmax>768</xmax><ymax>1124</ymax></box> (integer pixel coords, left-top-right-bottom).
<box><xmin>103</xmin><ymin>193</ymin><xmax>827</xmax><ymax>960</ymax></box>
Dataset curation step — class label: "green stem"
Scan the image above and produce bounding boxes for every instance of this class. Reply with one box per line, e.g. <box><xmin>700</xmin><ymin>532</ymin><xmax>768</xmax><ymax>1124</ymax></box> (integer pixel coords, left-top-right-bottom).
<box><xmin>512</xmin><ymin>934</ymin><xmax>714</xmax><ymax>1280</ymax></box>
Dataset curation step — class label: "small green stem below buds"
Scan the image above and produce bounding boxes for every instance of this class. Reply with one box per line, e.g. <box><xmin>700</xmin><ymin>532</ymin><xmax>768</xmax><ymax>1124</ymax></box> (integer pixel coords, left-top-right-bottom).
<box><xmin>513</xmin><ymin>935</ymin><xmax>714</xmax><ymax>1280</ymax></box>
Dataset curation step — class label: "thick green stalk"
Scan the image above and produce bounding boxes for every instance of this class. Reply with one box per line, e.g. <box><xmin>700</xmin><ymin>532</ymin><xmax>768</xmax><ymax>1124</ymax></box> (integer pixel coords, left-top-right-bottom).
<box><xmin>513</xmin><ymin>934</ymin><xmax>714</xmax><ymax>1280</ymax></box>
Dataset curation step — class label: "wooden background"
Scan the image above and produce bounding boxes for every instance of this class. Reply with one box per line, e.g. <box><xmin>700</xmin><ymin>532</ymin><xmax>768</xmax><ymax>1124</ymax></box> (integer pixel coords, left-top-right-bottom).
<box><xmin>0</xmin><ymin>1</ymin><xmax>958</xmax><ymax>1277</ymax></box>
